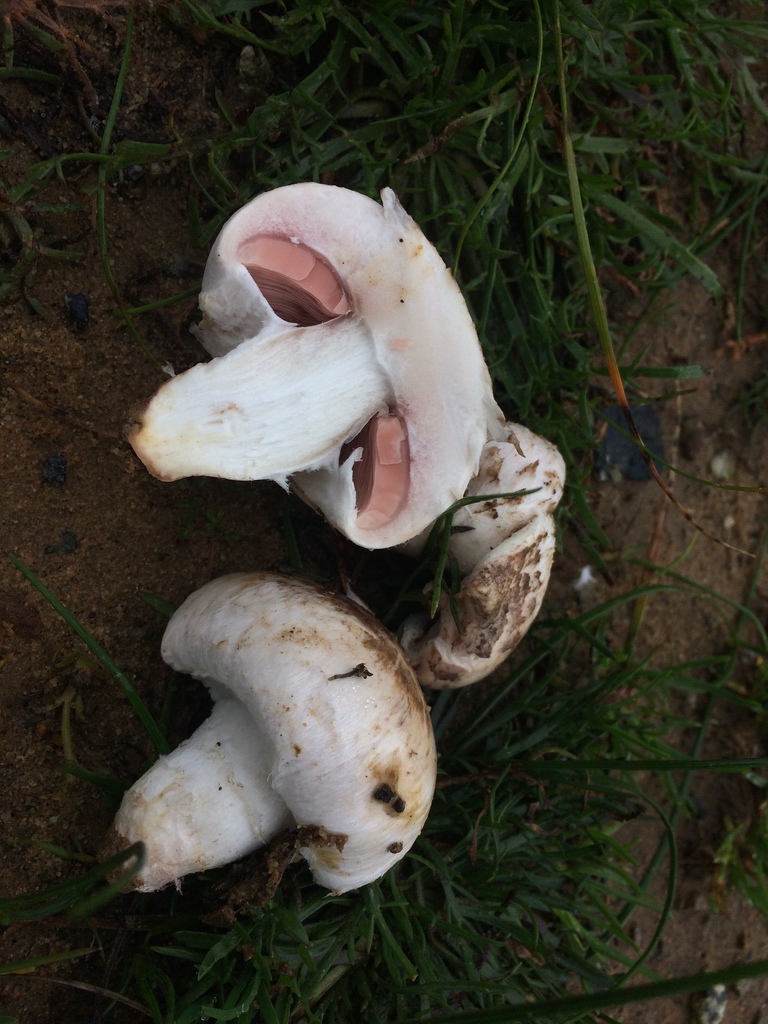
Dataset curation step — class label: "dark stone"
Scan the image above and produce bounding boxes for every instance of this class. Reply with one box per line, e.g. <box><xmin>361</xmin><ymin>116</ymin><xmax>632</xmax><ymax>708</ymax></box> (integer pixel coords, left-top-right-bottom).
<box><xmin>595</xmin><ymin>404</ymin><xmax>665</xmax><ymax>481</ymax></box>
<box><xmin>66</xmin><ymin>292</ymin><xmax>89</xmax><ymax>331</ymax></box>
<box><xmin>44</xmin><ymin>531</ymin><xmax>78</xmax><ymax>555</ymax></box>
<box><xmin>42</xmin><ymin>452</ymin><xmax>67</xmax><ymax>486</ymax></box>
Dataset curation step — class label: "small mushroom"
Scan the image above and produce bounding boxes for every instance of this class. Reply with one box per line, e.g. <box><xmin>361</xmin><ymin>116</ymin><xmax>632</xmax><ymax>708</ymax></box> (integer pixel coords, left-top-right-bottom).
<box><xmin>401</xmin><ymin>423</ymin><xmax>565</xmax><ymax>688</ymax></box>
<box><xmin>128</xmin><ymin>183</ymin><xmax>504</xmax><ymax>549</ymax></box>
<box><xmin>106</xmin><ymin>573</ymin><xmax>437</xmax><ymax>894</ymax></box>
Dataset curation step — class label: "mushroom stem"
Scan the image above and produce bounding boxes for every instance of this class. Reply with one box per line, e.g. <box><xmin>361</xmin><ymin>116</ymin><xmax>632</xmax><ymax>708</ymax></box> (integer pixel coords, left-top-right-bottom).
<box><xmin>108</xmin><ymin>697</ymin><xmax>292</xmax><ymax>892</ymax></box>
<box><xmin>128</xmin><ymin>317</ymin><xmax>386</xmax><ymax>486</ymax></box>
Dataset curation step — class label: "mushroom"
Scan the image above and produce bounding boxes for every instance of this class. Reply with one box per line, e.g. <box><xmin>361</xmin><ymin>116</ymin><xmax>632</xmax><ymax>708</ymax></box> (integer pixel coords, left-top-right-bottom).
<box><xmin>401</xmin><ymin>423</ymin><xmax>566</xmax><ymax>688</ymax></box>
<box><xmin>128</xmin><ymin>183</ymin><xmax>504</xmax><ymax>549</ymax></box>
<box><xmin>106</xmin><ymin>573</ymin><xmax>437</xmax><ymax>894</ymax></box>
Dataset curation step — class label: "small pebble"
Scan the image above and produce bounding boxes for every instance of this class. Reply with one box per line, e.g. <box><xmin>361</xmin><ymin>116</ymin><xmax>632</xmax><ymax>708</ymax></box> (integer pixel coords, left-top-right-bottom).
<box><xmin>42</xmin><ymin>453</ymin><xmax>67</xmax><ymax>486</ymax></box>
<box><xmin>693</xmin><ymin>984</ymin><xmax>727</xmax><ymax>1024</ymax></box>
<box><xmin>710</xmin><ymin>450</ymin><xmax>734</xmax><ymax>481</ymax></box>
<box><xmin>44</xmin><ymin>531</ymin><xmax>78</xmax><ymax>555</ymax></box>
<box><xmin>573</xmin><ymin>565</ymin><xmax>596</xmax><ymax>591</ymax></box>
<box><xmin>161</xmin><ymin>252</ymin><xmax>190</xmax><ymax>278</ymax></box>
<box><xmin>65</xmin><ymin>292</ymin><xmax>89</xmax><ymax>331</ymax></box>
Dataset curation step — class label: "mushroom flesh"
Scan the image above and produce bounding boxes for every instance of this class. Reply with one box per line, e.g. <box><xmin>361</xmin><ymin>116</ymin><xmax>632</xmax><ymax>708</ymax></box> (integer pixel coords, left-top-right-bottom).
<box><xmin>106</xmin><ymin>573</ymin><xmax>437</xmax><ymax>894</ymax></box>
<box><xmin>128</xmin><ymin>183</ymin><xmax>504</xmax><ymax>549</ymax></box>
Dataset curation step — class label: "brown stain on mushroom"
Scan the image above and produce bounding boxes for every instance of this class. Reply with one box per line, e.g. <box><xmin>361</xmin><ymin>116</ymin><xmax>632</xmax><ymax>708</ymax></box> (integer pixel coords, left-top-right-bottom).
<box><xmin>446</xmin><ymin>527</ymin><xmax>550</xmax><ymax>662</ymax></box>
<box><xmin>372</xmin><ymin>783</ymin><xmax>407</xmax><ymax>814</ymax></box>
<box><xmin>365</xmin><ymin>744</ymin><xmax>435</xmax><ymax>823</ymax></box>
<box><xmin>460</xmin><ymin>524</ymin><xmax>548</xmax><ymax>659</ymax></box>
<box><xmin>409</xmin><ymin>513</ymin><xmax>557</xmax><ymax>688</ymax></box>
<box><xmin>213</xmin><ymin>402</ymin><xmax>242</xmax><ymax>416</ymax></box>
<box><xmin>373</xmin><ymin>782</ymin><xmax>397</xmax><ymax>803</ymax></box>
<box><xmin>296</xmin><ymin>825</ymin><xmax>348</xmax><ymax>871</ymax></box>
<box><xmin>367</xmin><ymin>764</ymin><xmax>410</xmax><ymax>819</ymax></box>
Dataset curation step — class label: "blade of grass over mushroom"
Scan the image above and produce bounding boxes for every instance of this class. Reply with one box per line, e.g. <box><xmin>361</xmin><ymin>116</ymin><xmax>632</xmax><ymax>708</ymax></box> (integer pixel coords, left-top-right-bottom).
<box><xmin>8</xmin><ymin>553</ymin><xmax>169</xmax><ymax>755</ymax></box>
<box><xmin>383</xmin><ymin>490</ymin><xmax>539</xmax><ymax>625</ymax></box>
<box><xmin>427</xmin><ymin>490</ymin><xmax>538</xmax><ymax>619</ymax></box>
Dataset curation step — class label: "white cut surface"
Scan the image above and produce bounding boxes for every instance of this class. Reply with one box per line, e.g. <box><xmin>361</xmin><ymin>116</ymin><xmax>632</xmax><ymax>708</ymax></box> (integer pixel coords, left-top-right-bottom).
<box><xmin>129</xmin><ymin>317</ymin><xmax>385</xmax><ymax>484</ymax></box>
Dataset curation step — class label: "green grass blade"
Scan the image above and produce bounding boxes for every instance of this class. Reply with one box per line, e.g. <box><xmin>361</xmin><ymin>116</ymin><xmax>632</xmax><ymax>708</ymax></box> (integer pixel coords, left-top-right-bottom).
<box><xmin>400</xmin><ymin>960</ymin><xmax>768</xmax><ymax>1023</ymax></box>
<box><xmin>7</xmin><ymin>553</ymin><xmax>169</xmax><ymax>755</ymax></box>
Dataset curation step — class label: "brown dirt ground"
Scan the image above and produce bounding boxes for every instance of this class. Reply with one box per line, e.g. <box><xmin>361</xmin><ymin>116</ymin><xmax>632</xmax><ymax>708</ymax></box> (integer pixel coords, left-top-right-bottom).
<box><xmin>1</xmin><ymin>4</ymin><xmax>768</xmax><ymax>1023</ymax></box>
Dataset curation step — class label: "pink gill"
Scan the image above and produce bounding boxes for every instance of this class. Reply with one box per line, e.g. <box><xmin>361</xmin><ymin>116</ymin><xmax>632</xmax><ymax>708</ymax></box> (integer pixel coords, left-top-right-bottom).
<box><xmin>238</xmin><ymin>235</ymin><xmax>349</xmax><ymax>326</ymax></box>
<box><xmin>341</xmin><ymin>413</ymin><xmax>410</xmax><ymax>530</ymax></box>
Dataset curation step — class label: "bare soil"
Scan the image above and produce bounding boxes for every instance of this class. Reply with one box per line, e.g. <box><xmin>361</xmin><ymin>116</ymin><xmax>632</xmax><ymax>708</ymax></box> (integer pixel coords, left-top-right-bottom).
<box><xmin>1</xmin><ymin>5</ymin><xmax>767</xmax><ymax>1023</ymax></box>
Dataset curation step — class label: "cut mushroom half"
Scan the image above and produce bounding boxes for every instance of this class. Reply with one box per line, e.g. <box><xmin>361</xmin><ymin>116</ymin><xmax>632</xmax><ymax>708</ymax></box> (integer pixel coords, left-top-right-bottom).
<box><xmin>128</xmin><ymin>183</ymin><xmax>504</xmax><ymax>548</ymax></box>
<box><xmin>105</xmin><ymin>573</ymin><xmax>437</xmax><ymax>894</ymax></box>
<box><xmin>401</xmin><ymin>423</ymin><xmax>566</xmax><ymax>688</ymax></box>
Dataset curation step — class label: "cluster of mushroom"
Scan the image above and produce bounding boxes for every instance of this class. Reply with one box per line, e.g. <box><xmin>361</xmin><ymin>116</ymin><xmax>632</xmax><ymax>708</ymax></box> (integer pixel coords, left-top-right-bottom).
<box><xmin>109</xmin><ymin>184</ymin><xmax>565</xmax><ymax>897</ymax></box>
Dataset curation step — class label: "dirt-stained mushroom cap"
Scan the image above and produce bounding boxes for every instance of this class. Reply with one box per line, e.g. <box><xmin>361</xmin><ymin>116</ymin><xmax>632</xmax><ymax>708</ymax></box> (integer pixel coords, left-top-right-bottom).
<box><xmin>402</xmin><ymin>423</ymin><xmax>565</xmax><ymax>688</ymax></box>
<box><xmin>108</xmin><ymin>573</ymin><xmax>437</xmax><ymax>894</ymax></box>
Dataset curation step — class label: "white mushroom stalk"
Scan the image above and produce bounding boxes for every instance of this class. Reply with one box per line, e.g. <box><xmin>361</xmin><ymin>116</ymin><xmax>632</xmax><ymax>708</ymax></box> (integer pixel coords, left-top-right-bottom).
<box><xmin>106</xmin><ymin>573</ymin><xmax>437</xmax><ymax>894</ymax></box>
<box><xmin>129</xmin><ymin>183</ymin><xmax>504</xmax><ymax>549</ymax></box>
<box><xmin>401</xmin><ymin>423</ymin><xmax>566</xmax><ymax>688</ymax></box>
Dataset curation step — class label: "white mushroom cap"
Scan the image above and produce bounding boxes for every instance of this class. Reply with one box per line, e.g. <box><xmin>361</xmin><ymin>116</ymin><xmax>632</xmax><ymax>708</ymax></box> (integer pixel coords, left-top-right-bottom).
<box><xmin>128</xmin><ymin>183</ymin><xmax>504</xmax><ymax>548</ymax></box>
<box><xmin>401</xmin><ymin>423</ymin><xmax>566</xmax><ymax>688</ymax></box>
<box><xmin>108</xmin><ymin>573</ymin><xmax>437</xmax><ymax>894</ymax></box>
